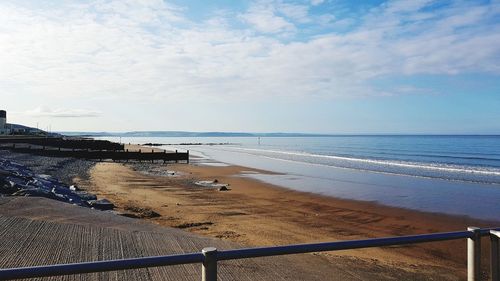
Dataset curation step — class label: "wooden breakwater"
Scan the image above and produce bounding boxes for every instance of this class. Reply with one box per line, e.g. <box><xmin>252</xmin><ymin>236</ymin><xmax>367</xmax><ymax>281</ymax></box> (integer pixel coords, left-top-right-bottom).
<box><xmin>0</xmin><ymin>138</ymin><xmax>188</xmax><ymax>163</ymax></box>
<box><xmin>0</xmin><ymin>137</ymin><xmax>123</xmax><ymax>151</ymax></box>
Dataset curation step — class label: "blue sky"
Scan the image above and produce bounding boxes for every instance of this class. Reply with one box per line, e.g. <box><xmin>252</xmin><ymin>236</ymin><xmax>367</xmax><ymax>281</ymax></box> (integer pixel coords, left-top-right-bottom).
<box><xmin>1</xmin><ymin>0</ymin><xmax>499</xmax><ymax>134</ymax></box>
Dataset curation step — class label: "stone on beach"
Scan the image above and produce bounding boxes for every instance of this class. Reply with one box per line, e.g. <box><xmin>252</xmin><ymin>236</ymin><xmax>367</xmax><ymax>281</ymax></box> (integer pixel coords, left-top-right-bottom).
<box><xmin>218</xmin><ymin>186</ymin><xmax>229</xmax><ymax>191</ymax></box>
<box><xmin>0</xmin><ymin>158</ymin><xmax>110</xmax><ymax>209</ymax></box>
<box><xmin>74</xmin><ymin>191</ymin><xmax>97</xmax><ymax>201</ymax></box>
<box><xmin>194</xmin><ymin>180</ymin><xmax>230</xmax><ymax>190</ymax></box>
<box><xmin>88</xmin><ymin>199</ymin><xmax>115</xmax><ymax>210</ymax></box>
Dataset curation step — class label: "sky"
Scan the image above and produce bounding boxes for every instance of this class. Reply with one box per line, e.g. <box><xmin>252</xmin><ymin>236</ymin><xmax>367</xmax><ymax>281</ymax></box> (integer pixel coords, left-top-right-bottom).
<box><xmin>0</xmin><ymin>0</ymin><xmax>499</xmax><ymax>134</ymax></box>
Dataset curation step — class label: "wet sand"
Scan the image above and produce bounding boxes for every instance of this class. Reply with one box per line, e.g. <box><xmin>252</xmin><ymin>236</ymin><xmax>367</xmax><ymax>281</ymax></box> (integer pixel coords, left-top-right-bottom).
<box><xmin>79</xmin><ymin>160</ymin><xmax>497</xmax><ymax>280</ymax></box>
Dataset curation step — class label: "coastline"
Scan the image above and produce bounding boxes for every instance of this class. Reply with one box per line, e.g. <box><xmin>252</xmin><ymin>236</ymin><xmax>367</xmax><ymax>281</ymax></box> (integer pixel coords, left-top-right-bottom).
<box><xmin>79</xmin><ymin>155</ymin><xmax>498</xmax><ymax>279</ymax></box>
<box><xmin>4</xmin><ymin>150</ymin><xmax>434</xmax><ymax>280</ymax></box>
<box><xmin>1</xmin><ymin>144</ymin><xmax>495</xmax><ymax>279</ymax></box>
<box><xmin>181</xmin><ymin>143</ymin><xmax>500</xmax><ymax>221</ymax></box>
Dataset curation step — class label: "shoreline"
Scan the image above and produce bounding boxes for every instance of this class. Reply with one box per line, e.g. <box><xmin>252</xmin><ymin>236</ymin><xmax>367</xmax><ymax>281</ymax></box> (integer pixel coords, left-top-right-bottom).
<box><xmin>2</xmin><ymin>144</ymin><xmax>495</xmax><ymax>279</ymax></box>
<box><xmin>173</xmin><ymin>144</ymin><xmax>500</xmax><ymax>221</ymax></box>
<box><xmin>80</xmin><ymin>156</ymin><xmax>498</xmax><ymax>279</ymax></box>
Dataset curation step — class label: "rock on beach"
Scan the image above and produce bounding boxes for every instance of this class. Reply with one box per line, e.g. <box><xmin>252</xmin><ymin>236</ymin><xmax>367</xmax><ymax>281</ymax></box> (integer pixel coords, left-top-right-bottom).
<box><xmin>0</xmin><ymin>156</ymin><xmax>112</xmax><ymax>210</ymax></box>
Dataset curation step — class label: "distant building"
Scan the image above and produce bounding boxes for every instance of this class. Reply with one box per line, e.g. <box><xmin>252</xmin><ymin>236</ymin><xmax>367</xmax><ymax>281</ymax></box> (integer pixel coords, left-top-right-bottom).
<box><xmin>0</xmin><ymin>110</ymin><xmax>44</xmax><ymax>136</ymax></box>
<box><xmin>0</xmin><ymin>110</ymin><xmax>10</xmax><ymax>135</ymax></box>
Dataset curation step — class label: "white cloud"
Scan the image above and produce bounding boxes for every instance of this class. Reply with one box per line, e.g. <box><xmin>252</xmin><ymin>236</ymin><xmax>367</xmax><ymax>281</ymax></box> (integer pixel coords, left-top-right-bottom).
<box><xmin>275</xmin><ymin>2</ymin><xmax>310</xmax><ymax>23</ymax></box>
<box><xmin>238</xmin><ymin>1</ymin><xmax>297</xmax><ymax>34</ymax></box>
<box><xmin>0</xmin><ymin>0</ymin><xmax>499</xmax><ymax>108</ymax></box>
<box><xmin>26</xmin><ymin>106</ymin><xmax>100</xmax><ymax>118</ymax></box>
<box><xmin>238</xmin><ymin>1</ymin><xmax>313</xmax><ymax>33</ymax></box>
<box><xmin>310</xmin><ymin>0</ymin><xmax>325</xmax><ymax>6</ymax></box>
<box><xmin>240</xmin><ymin>10</ymin><xmax>294</xmax><ymax>33</ymax></box>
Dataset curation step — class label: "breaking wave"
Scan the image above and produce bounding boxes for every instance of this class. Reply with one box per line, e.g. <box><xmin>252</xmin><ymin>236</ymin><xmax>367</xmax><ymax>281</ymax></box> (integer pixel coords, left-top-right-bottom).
<box><xmin>221</xmin><ymin>146</ymin><xmax>500</xmax><ymax>184</ymax></box>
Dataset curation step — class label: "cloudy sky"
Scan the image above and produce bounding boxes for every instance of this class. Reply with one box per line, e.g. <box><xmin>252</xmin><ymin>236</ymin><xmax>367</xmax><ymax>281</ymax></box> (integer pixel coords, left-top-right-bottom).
<box><xmin>1</xmin><ymin>0</ymin><xmax>499</xmax><ymax>133</ymax></box>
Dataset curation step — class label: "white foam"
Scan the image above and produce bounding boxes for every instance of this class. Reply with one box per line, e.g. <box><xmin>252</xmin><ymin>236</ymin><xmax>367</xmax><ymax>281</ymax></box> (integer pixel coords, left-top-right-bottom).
<box><xmin>214</xmin><ymin>146</ymin><xmax>500</xmax><ymax>177</ymax></box>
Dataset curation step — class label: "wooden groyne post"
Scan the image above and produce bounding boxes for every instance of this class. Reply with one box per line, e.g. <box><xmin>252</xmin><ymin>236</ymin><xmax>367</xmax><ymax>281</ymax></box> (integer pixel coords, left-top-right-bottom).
<box><xmin>1</xmin><ymin>144</ymin><xmax>189</xmax><ymax>163</ymax></box>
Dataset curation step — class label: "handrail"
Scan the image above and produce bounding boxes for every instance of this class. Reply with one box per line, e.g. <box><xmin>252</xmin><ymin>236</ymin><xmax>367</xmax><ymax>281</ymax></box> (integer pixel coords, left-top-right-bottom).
<box><xmin>0</xmin><ymin>227</ymin><xmax>498</xmax><ymax>281</ymax></box>
<box><xmin>217</xmin><ymin>230</ymin><xmax>472</xmax><ymax>260</ymax></box>
<box><xmin>0</xmin><ymin>253</ymin><xmax>204</xmax><ymax>280</ymax></box>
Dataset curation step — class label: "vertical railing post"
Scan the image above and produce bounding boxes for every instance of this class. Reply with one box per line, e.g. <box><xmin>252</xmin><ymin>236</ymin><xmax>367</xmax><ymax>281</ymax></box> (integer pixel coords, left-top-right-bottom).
<box><xmin>468</xmin><ymin>227</ymin><xmax>482</xmax><ymax>281</ymax></box>
<box><xmin>491</xmin><ymin>230</ymin><xmax>500</xmax><ymax>281</ymax></box>
<box><xmin>202</xmin><ymin>247</ymin><xmax>217</xmax><ymax>281</ymax></box>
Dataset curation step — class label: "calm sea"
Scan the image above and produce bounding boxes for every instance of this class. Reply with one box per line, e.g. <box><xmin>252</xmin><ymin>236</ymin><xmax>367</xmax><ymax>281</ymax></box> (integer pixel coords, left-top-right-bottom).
<box><xmin>98</xmin><ymin>135</ymin><xmax>500</xmax><ymax>221</ymax></box>
<box><xmin>101</xmin><ymin>135</ymin><xmax>500</xmax><ymax>184</ymax></box>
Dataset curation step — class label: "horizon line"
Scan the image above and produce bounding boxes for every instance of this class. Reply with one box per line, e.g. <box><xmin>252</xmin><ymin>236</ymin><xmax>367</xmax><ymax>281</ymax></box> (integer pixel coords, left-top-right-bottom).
<box><xmin>56</xmin><ymin>131</ymin><xmax>500</xmax><ymax>137</ymax></box>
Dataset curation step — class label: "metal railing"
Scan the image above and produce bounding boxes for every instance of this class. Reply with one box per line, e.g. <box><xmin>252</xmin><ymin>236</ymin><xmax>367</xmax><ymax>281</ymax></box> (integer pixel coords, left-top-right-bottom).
<box><xmin>0</xmin><ymin>226</ymin><xmax>499</xmax><ymax>281</ymax></box>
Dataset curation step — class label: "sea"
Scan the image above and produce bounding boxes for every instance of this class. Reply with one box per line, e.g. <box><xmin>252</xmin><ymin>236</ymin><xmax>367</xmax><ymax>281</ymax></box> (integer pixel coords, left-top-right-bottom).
<box><xmin>97</xmin><ymin>135</ymin><xmax>500</xmax><ymax>222</ymax></box>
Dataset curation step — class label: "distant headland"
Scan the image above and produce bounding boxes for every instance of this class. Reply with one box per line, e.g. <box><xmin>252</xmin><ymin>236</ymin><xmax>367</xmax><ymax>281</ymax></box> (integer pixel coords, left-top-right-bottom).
<box><xmin>57</xmin><ymin>131</ymin><xmax>334</xmax><ymax>137</ymax></box>
<box><xmin>58</xmin><ymin>131</ymin><xmax>499</xmax><ymax>137</ymax></box>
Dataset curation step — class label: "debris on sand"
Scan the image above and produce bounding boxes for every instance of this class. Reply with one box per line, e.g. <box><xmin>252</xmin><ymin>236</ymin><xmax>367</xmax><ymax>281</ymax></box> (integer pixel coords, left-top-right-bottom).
<box><xmin>130</xmin><ymin>163</ymin><xmax>181</xmax><ymax>177</ymax></box>
<box><xmin>175</xmin><ymin>222</ymin><xmax>213</xmax><ymax>229</ymax></box>
<box><xmin>215</xmin><ymin>231</ymin><xmax>241</xmax><ymax>239</ymax></box>
<box><xmin>123</xmin><ymin>205</ymin><xmax>161</xmax><ymax>218</ymax></box>
<box><xmin>88</xmin><ymin>199</ymin><xmax>115</xmax><ymax>210</ymax></box>
<box><xmin>194</xmin><ymin>180</ymin><xmax>230</xmax><ymax>190</ymax></box>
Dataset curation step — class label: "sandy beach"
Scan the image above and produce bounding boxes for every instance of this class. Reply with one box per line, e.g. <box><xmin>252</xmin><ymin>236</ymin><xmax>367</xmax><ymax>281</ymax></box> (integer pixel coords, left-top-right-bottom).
<box><xmin>75</xmin><ymin>149</ymin><xmax>498</xmax><ymax>280</ymax></box>
<box><xmin>3</xmin><ymin>0</ymin><xmax>499</xmax><ymax>279</ymax></box>
<box><xmin>0</xmin><ymin>143</ymin><xmax>497</xmax><ymax>280</ymax></box>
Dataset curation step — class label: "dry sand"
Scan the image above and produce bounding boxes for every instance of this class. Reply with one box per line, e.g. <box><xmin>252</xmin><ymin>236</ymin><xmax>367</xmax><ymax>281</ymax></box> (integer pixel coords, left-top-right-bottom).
<box><xmin>78</xmin><ymin>160</ymin><xmax>497</xmax><ymax>280</ymax></box>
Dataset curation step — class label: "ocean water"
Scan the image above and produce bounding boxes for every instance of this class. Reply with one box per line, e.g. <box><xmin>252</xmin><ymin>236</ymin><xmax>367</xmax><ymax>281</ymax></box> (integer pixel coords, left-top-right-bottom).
<box><xmin>98</xmin><ymin>136</ymin><xmax>500</xmax><ymax>221</ymax></box>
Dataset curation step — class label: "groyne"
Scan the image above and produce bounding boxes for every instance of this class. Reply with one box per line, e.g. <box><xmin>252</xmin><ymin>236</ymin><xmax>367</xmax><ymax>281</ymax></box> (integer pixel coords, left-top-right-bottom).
<box><xmin>0</xmin><ymin>137</ymin><xmax>189</xmax><ymax>163</ymax></box>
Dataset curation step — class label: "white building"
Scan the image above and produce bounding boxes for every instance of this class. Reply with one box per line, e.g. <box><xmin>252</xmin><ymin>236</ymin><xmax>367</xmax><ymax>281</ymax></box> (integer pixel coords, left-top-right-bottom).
<box><xmin>0</xmin><ymin>110</ymin><xmax>11</xmax><ymax>135</ymax></box>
